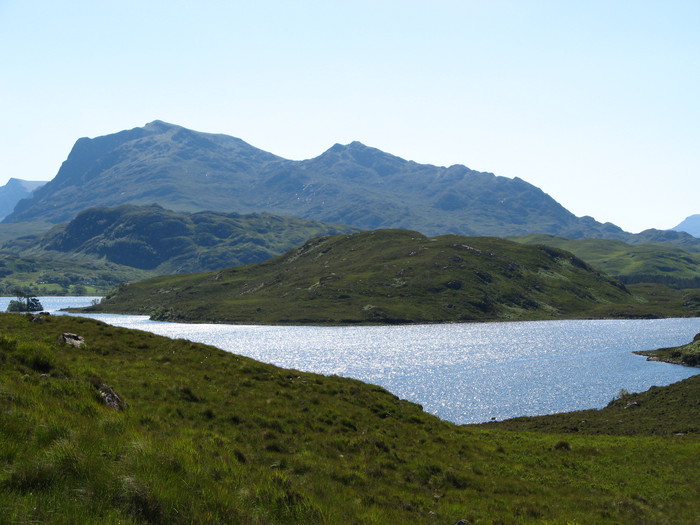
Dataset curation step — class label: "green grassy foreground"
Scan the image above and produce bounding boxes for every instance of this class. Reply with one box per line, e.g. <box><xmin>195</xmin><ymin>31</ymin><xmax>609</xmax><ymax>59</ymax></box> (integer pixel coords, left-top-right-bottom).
<box><xmin>86</xmin><ymin>229</ymin><xmax>700</xmax><ymax>324</ymax></box>
<box><xmin>1</xmin><ymin>313</ymin><xmax>699</xmax><ymax>524</ymax></box>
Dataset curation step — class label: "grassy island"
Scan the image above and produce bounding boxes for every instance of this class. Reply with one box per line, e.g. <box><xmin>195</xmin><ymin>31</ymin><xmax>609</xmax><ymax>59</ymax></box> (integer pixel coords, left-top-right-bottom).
<box><xmin>1</xmin><ymin>312</ymin><xmax>699</xmax><ymax>523</ymax></box>
<box><xmin>84</xmin><ymin>229</ymin><xmax>700</xmax><ymax>324</ymax></box>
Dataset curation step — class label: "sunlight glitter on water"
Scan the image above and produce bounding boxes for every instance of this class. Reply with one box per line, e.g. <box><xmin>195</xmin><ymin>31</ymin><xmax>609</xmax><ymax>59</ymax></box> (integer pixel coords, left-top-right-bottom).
<box><xmin>7</xmin><ymin>297</ymin><xmax>699</xmax><ymax>424</ymax></box>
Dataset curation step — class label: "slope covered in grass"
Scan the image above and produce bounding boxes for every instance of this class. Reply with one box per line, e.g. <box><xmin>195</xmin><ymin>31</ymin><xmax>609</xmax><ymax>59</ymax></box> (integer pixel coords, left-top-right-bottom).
<box><xmin>0</xmin><ymin>205</ymin><xmax>357</xmax><ymax>295</ymax></box>
<box><xmin>86</xmin><ymin>229</ymin><xmax>665</xmax><ymax>324</ymax></box>
<box><xmin>483</xmin><ymin>374</ymin><xmax>700</xmax><ymax>436</ymax></box>
<box><xmin>4</xmin><ymin>204</ymin><xmax>357</xmax><ymax>272</ymax></box>
<box><xmin>0</xmin><ymin>252</ymin><xmax>154</xmax><ymax>296</ymax></box>
<box><xmin>1</xmin><ymin>313</ymin><xmax>699</xmax><ymax>524</ymax></box>
<box><xmin>513</xmin><ymin>234</ymin><xmax>700</xmax><ymax>288</ymax></box>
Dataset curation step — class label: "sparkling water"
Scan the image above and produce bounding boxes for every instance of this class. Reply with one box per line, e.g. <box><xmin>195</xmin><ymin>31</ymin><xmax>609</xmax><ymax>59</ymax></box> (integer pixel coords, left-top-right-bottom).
<box><xmin>5</xmin><ymin>296</ymin><xmax>698</xmax><ymax>424</ymax></box>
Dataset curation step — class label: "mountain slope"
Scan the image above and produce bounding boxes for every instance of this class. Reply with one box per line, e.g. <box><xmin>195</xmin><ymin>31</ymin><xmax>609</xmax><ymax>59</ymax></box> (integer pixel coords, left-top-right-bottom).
<box><xmin>0</xmin><ymin>178</ymin><xmax>47</xmax><ymax>221</ymax></box>
<box><xmin>672</xmin><ymin>214</ymin><xmax>700</xmax><ymax>238</ymax></box>
<box><xmin>485</xmin><ymin>375</ymin><xmax>700</xmax><ymax>436</ymax></box>
<box><xmin>0</xmin><ymin>205</ymin><xmax>358</xmax><ymax>294</ymax></box>
<box><xmin>513</xmin><ymin>234</ymin><xmax>700</xmax><ymax>288</ymax></box>
<box><xmin>4</xmin><ymin>121</ymin><xmax>627</xmax><ymax>238</ymax></box>
<box><xmin>14</xmin><ymin>204</ymin><xmax>357</xmax><ymax>273</ymax></box>
<box><xmin>88</xmin><ymin>229</ymin><xmax>647</xmax><ymax>324</ymax></box>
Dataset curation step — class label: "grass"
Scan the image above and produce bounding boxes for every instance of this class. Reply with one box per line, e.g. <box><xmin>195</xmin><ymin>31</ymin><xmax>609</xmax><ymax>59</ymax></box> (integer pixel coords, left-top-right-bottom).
<box><xmin>0</xmin><ymin>312</ymin><xmax>699</xmax><ymax>523</ymax></box>
<box><xmin>85</xmin><ymin>229</ymin><xmax>700</xmax><ymax>325</ymax></box>
<box><xmin>513</xmin><ymin>233</ymin><xmax>700</xmax><ymax>288</ymax></box>
<box><xmin>482</xmin><ymin>375</ymin><xmax>700</xmax><ymax>436</ymax></box>
<box><xmin>0</xmin><ymin>252</ymin><xmax>153</xmax><ymax>296</ymax></box>
<box><xmin>0</xmin><ymin>205</ymin><xmax>358</xmax><ymax>294</ymax></box>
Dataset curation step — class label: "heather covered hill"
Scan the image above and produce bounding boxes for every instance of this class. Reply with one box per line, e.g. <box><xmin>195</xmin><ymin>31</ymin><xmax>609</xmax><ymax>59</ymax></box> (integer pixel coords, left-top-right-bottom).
<box><xmin>4</xmin><ymin>121</ymin><xmax>629</xmax><ymax>239</ymax></box>
<box><xmin>88</xmin><ymin>229</ymin><xmax>667</xmax><ymax>325</ymax></box>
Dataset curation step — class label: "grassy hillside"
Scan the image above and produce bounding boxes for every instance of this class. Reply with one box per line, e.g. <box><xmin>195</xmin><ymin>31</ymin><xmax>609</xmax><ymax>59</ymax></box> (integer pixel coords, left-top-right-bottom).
<box><xmin>0</xmin><ymin>253</ymin><xmax>153</xmax><ymax>296</ymax></box>
<box><xmin>85</xmin><ymin>229</ymin><xmax>678</xmax><ymax>324</ymax></box>
<box><xmin>513</xmin><ymin>234</ymin><xmax>700</xmax><ymax>288</ymax></box>
<box><xmin>483</xmin><ymin>374</ymin><xmax>700</xmax><ymax>436</ymax></box>
<box><xmin>1</xmin><ymin>312</ymin><xmax>698</xmax><ymax>524</ymax></box>
<box><xmin>16</xmin><ymin>205</ymin><xmax>357</xmax><ymax>273</ymax></box>
<box><xmin>0</xmin><ymin>221</ymin><xmax>53</xmax><ymax>245</ymax></box>
<box><xmin>0</xmin><ymin>205</ymin><xmax>357</xmax><ymax>293</ymax></box>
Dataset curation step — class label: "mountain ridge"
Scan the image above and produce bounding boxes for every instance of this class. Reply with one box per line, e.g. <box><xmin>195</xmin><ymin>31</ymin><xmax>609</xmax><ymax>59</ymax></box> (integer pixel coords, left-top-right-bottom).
<box><xmin>3</xmin><ymin>121</ymin><xmax>633</xmax><ymax>239</ymax></box>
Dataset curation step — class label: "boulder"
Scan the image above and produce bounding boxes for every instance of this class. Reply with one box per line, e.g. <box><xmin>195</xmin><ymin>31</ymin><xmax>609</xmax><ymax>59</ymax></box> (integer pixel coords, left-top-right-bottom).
<box><xmin>58</xmin><ymin>333</ymin><xmax>85</xmax><ymax>347</ymax></box>
<box><xmin>97</xmin><ymin>384</ymin><xmax>127</xmax><ymax>410</ymax></box>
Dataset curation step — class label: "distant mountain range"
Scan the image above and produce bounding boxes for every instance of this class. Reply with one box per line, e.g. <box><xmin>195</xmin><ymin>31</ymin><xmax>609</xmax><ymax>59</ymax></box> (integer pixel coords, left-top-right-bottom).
<box><xmin>672</xmin><ymin>215</ymin><xmax>700</xmax><ymax>238</ymax></box>
<box><xmin>0</xmin><ymin>178</ymin><xmax>47</xmax><ymax>221</ymax></box>
<box><xmin>0</xmin><ymin>121</ymin><xmax>645</xmax><ymax>239</ymax></box>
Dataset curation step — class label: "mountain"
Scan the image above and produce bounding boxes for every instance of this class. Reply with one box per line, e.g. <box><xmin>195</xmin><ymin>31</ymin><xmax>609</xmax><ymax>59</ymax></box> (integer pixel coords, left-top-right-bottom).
<box><xmin>4</xmin><ymin>121</ymin><xmax>627</xmax><ymax>238</ymax></box>
<box><xmin>0</xmin><ymin>178</ymin><xmax>47</xmax><ymax>221</ymax></box>
<box><xmin>0</xmin><ymin>205</ymin><xmax>358</xmax><ymax>293</ymax></box>
<box><xmin>672</xmin><ymin>214</ymin><xmax>700</xmax><ymax>238</ymax></box>
<box><xmin>88</xmin><ymin>228</ymin><xmax>655</xmax><ymax>325</ymax></box>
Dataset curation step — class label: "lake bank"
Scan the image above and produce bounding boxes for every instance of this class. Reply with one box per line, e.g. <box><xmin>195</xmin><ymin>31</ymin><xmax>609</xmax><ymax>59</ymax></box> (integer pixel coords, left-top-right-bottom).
<box><xmin>4</xmin><ymin>296</ymin><xmax>699</xmax><ymax>424</ymax></box>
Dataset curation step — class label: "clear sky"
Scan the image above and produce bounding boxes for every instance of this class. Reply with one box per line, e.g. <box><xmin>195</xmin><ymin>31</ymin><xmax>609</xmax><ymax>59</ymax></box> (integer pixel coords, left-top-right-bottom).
<box><xmin>1</xmin><ymin>1</ymin><xmax>698</xmax><ymax>233</ymax></box>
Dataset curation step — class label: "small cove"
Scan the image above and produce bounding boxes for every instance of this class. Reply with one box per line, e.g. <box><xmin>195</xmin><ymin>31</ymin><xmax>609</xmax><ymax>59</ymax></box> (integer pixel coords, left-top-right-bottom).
<box><xmin>5</xmin><ymin>296</ymin><xmax>699</xmax><ymax>424</ymax></box>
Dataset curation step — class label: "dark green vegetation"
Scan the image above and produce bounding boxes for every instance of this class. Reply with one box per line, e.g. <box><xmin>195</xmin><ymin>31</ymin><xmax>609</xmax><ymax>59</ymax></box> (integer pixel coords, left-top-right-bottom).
<box><xmin>0</xmin><ymin>204</ymin><xmax>356</xmax><ymax>293</ymax></box>
<box><xmin>6</xmin><ymin>291</ymin><xmax>43</xmax><ymax>312</ymax></box>
<box><xmin>2</xmin><ymin>120</ymin><xmax>651</xmax><ymax>239</ymax></box>
<box><xmin>9</xmin><ymin>204</ymin><xmax>357</xmax><ymax>272</ymax></box>
<box><xmin>636</xmin><ymin>333</ymin><xmax>700</xmax><ymax>367</ymax></box>
<box><xmin>87</xmin><ymin>229</ymin><xmax>700</xmax><ymax>324</ymax></box>
<box><xmin>1</xmin><ymin>313</ymin><xmax>698</xmax><ymax>524</ymax></box>
<box><xmin>484</xmin><ymin>374</ymin><xmax>700</xmax><ymax>436</ymax></box>
<box><xmin>514</xmin><ymin>234</ymin><xmax>700</xmax><ymax>288</ymax></box>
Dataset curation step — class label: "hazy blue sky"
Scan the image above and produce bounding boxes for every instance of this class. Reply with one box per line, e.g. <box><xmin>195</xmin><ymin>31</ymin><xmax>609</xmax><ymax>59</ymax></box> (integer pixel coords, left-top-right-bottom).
<box><xmin>1</xmin><ymin>1</ymin><xmax>698</xmax><ymax>232</ymax></box>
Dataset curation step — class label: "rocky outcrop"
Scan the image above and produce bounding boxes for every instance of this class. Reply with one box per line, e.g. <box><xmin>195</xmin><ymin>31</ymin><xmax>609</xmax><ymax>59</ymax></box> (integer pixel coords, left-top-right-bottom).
<box><xmin>58</xmin><ymin>332</ymin><xmax>85</xmax><ymax>347</ymax></box>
